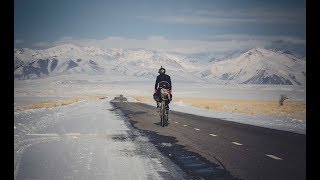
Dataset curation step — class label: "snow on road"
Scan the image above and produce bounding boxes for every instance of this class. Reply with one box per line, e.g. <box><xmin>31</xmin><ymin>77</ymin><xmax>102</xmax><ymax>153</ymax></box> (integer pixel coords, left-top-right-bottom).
<box><xmin>14</xmin><ymin>98</ymin><xmax>185</xmax><ymax>179</ymax></box>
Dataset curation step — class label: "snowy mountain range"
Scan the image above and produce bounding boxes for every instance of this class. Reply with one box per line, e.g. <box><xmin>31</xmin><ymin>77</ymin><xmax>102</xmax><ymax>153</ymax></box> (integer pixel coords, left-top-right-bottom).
<box><xmin>14</xmin><ymin>44</ymin><xmax>306</xmax><ymax>86</ymax></box>
<box><xmin>196</xmin><ymin>48</ymin><xmax>306</xmax><ymax>85</ymax></box>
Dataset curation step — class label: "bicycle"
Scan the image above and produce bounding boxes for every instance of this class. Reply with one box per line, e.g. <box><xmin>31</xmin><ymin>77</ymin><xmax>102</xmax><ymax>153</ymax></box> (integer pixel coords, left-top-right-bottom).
<box><xmin>159</xmin><ymin>88</ymin><xmax>170</xmax><ymax>127</ymax></box>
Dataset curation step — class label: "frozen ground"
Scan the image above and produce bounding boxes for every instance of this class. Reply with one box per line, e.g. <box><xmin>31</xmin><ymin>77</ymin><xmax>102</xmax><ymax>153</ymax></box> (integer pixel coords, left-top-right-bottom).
<box><xmin>14</xmin><ymin>73</ymin><xmax>305</xmax><ymax>134</ymax></box>
<box><xmin>14</xmin><ymin>73</ymin><xmax>305</xmax><ymax>104</ymax></box>
<box><xmin>14</xmin><ymin>74</ymin><xmax>306</xmax><ymax>179</ymax></box>
<box><xmin>14</xmin><ymin>97</ymin><xmax>186</xmax><ymax>179</ymax></box>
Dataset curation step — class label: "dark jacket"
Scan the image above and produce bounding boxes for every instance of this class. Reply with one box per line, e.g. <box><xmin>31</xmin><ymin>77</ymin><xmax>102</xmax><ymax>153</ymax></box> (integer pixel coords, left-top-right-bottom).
<box><xmin>154</xmin><ymin>73</ymin><xmax>172</xmax><ymax>91</ymax></box>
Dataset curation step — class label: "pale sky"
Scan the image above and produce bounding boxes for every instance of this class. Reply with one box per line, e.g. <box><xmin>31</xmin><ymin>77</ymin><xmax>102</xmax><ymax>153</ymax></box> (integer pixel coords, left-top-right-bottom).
<box><xmin>14</xmin><ymin>0</ymin><xmax>306</xmax><ymax>56</ymax></box>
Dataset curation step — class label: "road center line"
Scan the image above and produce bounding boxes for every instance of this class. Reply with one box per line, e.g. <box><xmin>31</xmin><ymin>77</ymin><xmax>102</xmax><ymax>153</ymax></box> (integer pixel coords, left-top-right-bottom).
<box><xmin>194</xmin><ymin>128</ymin><xmax>200</xmax><ymax>131</ymax></box>
<box><xmin>232</xmin><ymin>142</ymin><xmax>243</xmax><ymax>146</ymax></box>
<box><xmin>266</xmin><ymin>154</ymin><xmax>283</xmax><ymax>160</ymax></box>
<box><xmin>209</xmin><ymin>134</ymin><xmax>217</xmax><ymax>137</ymax></box>
<box><xmin>175</xmin><ymin>121</ymin><xmax>179</xmax><ymax>124</ymax></box>
<box><xmin>183</xmin><ymin>124</ymin><xmax>188</xmax><ymax>127</ymax></box>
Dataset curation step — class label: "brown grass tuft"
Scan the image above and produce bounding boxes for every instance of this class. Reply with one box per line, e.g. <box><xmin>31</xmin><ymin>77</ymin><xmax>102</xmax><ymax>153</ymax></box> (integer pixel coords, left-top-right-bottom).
<box><xmin>133</xmin><ymin>96</ymin><xmax>305</xmax><ymax>120</ymax></box>
<box><xmin>16</xmin><ymin>96</ymin><xmax>107</xmax><ymax>111</ymax></box>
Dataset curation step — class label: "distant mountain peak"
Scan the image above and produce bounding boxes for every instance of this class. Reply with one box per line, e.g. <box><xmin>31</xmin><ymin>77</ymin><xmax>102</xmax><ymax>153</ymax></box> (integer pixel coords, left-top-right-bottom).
<box><xmin>196</xmin><ymin>47</ymin><xmax>305</xmax><ymax>85</ymax></box>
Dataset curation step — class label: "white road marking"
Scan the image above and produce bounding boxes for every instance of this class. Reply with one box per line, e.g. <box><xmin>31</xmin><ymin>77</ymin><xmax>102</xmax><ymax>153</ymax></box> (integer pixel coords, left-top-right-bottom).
<box><xmin>175</xmin><ymin>121</ymin><xmax>179</xmax><ymax>124</ymax></box>
<box><xmin>266</xmin><ymin>154</ymin><xmax>283</xmax><ymax>160</ymax></box>
<box><xmin>161</xmin><ymin>143</ymin><xmax>172</xmax><ymax>147</ymax></box>
<box><xmin>194</xmin><ymin>128</ymin><xmax>200</xmax><ymax>131</ymax></box>
<box><xmin>209</xmin><ymin>134</ymin><xmax>217</xmax><ymax>137</ymax></box>
<box><xmin>183</xmin><ymin>124</ymin><xmax>188</xmax><ymax>127</ymax></box>
<box><xmin>232</xmin><ymin>142</ymin><xmax>243</xmax><ymax>146</ymax></box>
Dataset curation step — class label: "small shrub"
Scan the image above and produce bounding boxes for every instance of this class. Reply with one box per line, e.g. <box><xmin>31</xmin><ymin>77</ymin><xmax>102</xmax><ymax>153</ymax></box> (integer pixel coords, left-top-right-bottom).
<box><xmin>279</xmin><ymin>94</ymin><xmax>288</xmax><ymax>107</ymax></box>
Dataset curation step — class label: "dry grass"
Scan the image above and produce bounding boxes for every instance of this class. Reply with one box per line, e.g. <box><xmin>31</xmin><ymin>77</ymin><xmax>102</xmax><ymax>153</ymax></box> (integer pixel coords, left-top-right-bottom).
<box><xmin>134</xmin><ymin>96</ymin><xmax>306</xmax><ymax>120</ymax></box>
<box><xmin>16</xmin><ymin>96</ymin><xmax>107</xmax><ymax>111</ymax></box>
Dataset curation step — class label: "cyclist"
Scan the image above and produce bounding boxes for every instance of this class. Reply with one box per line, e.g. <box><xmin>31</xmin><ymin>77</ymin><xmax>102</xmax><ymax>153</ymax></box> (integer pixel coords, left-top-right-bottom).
<box><xmin>153</xmin><ymin>66</ymin><xmax>172</xmax><ymax>112</ymax></box>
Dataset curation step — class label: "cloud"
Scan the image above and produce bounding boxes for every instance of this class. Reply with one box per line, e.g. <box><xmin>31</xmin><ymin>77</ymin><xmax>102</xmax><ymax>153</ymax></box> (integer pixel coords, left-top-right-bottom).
<box><xmin>137</xmin><ymin>7</ymin><xmax>305</xmax><ymax>25</ymax></box>
<box><xmin>32</xmin><ymin>41</ymin><xmax>53</xmax><ymax>49</ymax></box>
<box><xmin>207</xmin><ymin>34</ymin><xmax>305</xmax><ymax>45</ymax></box>
<box><xmin>41</xmin><ymin>34</ymin><xmax>304</xmax><ymax>56</ymax></box>
<box><xmin>15</xmin><ymin>39</ymin><xmax>24</xmax><ymax>44</ymax></box>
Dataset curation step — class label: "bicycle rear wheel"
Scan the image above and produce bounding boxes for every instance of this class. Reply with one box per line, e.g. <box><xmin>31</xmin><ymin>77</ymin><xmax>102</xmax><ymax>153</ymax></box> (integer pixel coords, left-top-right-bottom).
<box><xmin>160</xmin><ymin>101</ymin><xmax>166</xmax><ymax>127</ymax></box>
<box><xmin>166</xmin><ymin>110</ymin><xmax>169</xmax><ymax>126</ymax></box>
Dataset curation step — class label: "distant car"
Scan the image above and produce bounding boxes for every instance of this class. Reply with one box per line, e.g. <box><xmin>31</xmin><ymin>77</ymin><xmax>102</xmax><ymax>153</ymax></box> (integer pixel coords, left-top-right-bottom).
<box><xmin>113</xmin><ymin>95</ymin><xmax>127</xmax><ymax>102</ymax></box>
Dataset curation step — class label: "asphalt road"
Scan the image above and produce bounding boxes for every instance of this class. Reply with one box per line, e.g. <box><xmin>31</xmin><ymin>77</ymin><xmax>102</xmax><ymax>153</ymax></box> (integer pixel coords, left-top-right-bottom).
<box><xmin>111</xmin><ymin>101</ymin><xmax>306</xmax><ymax>180</ymax></box>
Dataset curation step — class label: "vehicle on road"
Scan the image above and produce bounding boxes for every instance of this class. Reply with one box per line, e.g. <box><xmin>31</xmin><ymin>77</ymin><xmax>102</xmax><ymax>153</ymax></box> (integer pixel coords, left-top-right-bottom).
<box><xmin>113</xmin><ymin>94</ymin><xmax>127</xmax><ymax>102</ymax></box>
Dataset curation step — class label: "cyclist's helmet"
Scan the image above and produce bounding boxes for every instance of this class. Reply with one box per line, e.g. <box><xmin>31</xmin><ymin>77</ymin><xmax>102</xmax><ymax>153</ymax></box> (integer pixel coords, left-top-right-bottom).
<box><xmin>158</xmin><ymin>66</ymin><xmax>166</xmax><ymax>74</ymax></box>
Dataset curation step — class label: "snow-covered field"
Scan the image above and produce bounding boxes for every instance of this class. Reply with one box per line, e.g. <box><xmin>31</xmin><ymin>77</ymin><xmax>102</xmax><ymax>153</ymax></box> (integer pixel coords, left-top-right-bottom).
<box><xmin>14</xmin><ymin>97</ymin><xmax>187</xmax><ymax>179</ymax></box>
<box><xmin>14</xmin><ymin>73</ymin><xmax>306</xmax><ymax>134</ymax></box>
<box><xmin>14</xmin><ymin>73</ymin><xmax>306</xmax><ymax>179</ymax></box>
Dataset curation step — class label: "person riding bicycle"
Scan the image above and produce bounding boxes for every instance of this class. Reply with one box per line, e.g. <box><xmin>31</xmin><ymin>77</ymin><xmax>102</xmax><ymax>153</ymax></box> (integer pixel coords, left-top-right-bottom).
<box><xmin>153</xmin><ymin>66</ymin><xmax>172</xmax><ymax>112</ymax></box>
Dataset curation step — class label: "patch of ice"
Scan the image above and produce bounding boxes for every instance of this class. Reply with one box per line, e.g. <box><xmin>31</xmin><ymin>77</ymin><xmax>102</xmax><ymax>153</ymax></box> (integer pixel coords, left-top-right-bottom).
<box><xmin>161</xmin><ymin>143</ymin><xmax>172</xmax><ymax>147</ymax></box>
